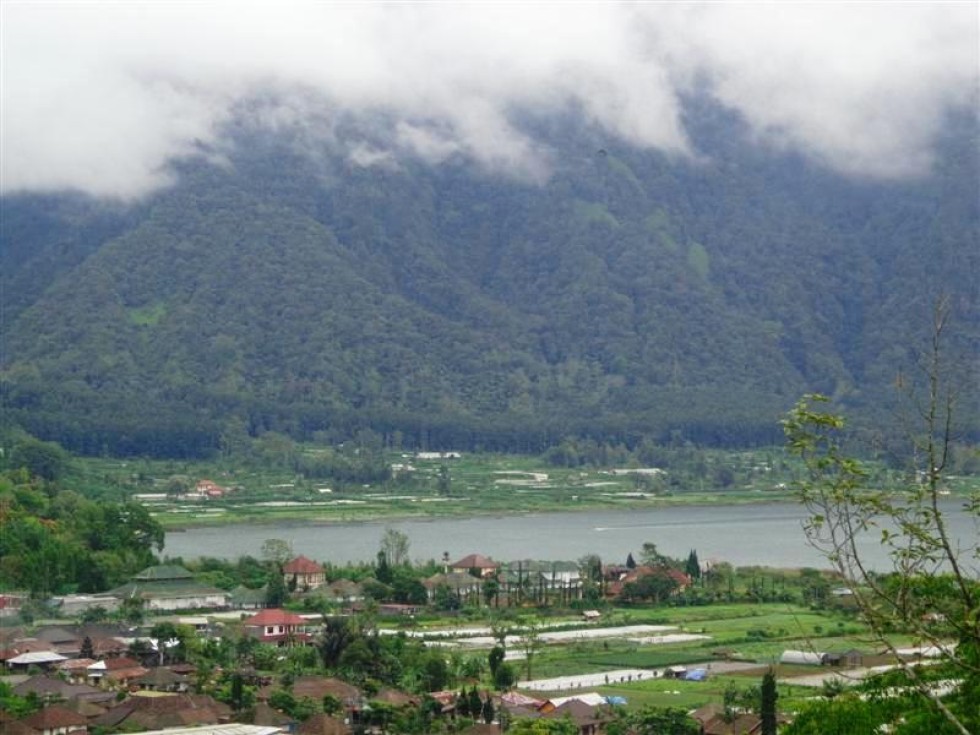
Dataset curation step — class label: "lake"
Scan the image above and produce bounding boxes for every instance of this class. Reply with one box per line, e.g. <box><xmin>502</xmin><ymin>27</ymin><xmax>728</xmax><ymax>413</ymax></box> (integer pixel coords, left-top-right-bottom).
<box><xmin>163</xmin><ymin>500</ymin><xmax>979</xmax><ymax>570</ymax></box>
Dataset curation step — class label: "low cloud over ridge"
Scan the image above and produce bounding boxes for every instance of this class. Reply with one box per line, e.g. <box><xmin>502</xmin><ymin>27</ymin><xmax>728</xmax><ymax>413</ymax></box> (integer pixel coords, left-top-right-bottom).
<box><xmin>2</xmin><ymin>3</ymin><xmax>976</xmax><ymax>199</ymax></box>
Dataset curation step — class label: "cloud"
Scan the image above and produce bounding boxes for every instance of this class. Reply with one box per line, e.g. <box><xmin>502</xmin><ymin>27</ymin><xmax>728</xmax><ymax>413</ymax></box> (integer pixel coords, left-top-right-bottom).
<box><xmin>1</xmin><ymin>2</ymin><xmax>976</xmax><ymax>199</ymax></box>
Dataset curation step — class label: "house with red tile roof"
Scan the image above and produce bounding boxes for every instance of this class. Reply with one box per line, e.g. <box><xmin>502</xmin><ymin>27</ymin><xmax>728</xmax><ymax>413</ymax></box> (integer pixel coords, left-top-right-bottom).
<box><xmin>283</xmin><ymin>555</ymin><xmax>326</xmax><ymax>590</ymax></box>
<box><xmin>449</xmin><ymin>554</ymin><xmax>499</xmax><ymax>578</ymax></box>
<box><xmin>195</xmin><ymin>480</ymin><xmax>226</xmax><ymax>498</ymax></box>
<box><xmin>243</xmin><ymin>608</ymin><xmax>312</xmax><ymax>646</ymax></box>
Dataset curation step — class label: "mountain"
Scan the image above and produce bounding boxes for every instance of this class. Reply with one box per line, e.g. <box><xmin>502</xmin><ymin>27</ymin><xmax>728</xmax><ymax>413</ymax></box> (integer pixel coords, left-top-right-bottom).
<box><xmin>2</xmin><ymin>103</ymin><xmax>977</xmax><ymax>457</ymax></box>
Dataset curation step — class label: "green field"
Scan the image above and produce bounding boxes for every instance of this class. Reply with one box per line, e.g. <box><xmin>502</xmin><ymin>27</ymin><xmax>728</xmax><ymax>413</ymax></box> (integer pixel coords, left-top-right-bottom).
<box><xmin>496</xmin><ymin>602</ymin><xmax>904</xmax><ymax>714</ymax></box>
<box><xmin>68</xmin><ymin>447</ymin><xmax>961</xmax><ymax>529</ymax></box>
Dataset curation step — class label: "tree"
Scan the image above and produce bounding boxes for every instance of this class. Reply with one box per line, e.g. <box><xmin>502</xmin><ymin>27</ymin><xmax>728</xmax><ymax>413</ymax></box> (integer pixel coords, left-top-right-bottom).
<box><xmin>379</xmin><ymin>527</ymin><xmax>410</xmax><ymax>567</ymax></box>
<box><xmin>320</xmin><ymin>617</ymin><xmax>353</xmax><ymax>669</ymax></box>
<box><xmin>421</xmin><ymin>654</ymin><xmax>449</xmax><ymax>692</ymax></box>
<box><xmin>165</xmin><ymin>475</ymin><xmax>191</xmax><ymax>500</ymax></box>
<box><xmin>784</xmin><ymin>694</ymin><xmax>901</xmax><ymax>735</ymax></box>
<box><xmin>760</xmin><ymin>667</ymin><xmax>778</xmax><ymax>735</ymax></box>
<box><xmin>518</xmin><ymin>620</ymin><xmax>543</xmax><ymax>682</ymax></box>
<box><xmin>80</xmin><ymin>636</ymin><xmax>95</xmax><ymax>660</ymax></box>
<box><xmin>488</xmin><ymin>645</ymin><xmax>505</xmax><ymax>677</ymax></box>
<box><xmin>579</xmin><ymin>553</ymin><xmax>604</xmax><ymax>600</ymax></box>
<box><xmin>625</xmin><ymin>552</ymin><xmax>636</xmax><ymax>569</ymax></box>
<box><xmin>437</xmin><ymin>464</ymin><xmax>452</xmax><ymax>496</ymax></box>
<box><xmin>467</xmin><ymin>686</ymin><xmax>482</xmax><ymax>719</ymax></box>
<box><xmin>493</xmin><ymin>662</ymin><xmax>516</xmax><ymax>690</ymax></box>
<box><xmin>783</xmin><ymin>298</ymin><xmax>979</xmax><ymax>735</ymax></box>
<box><xmin>621</xmin><ymin>572</ymin><xmax>679</xmax><ymax>604</ymax></box>
<box><xmin>508</xmin><ymin>718</ymin><xmax>578</xmax><ymax>735</ymax></box>
<box><xmin>260</xmin><ymin>538</ymin><xmax>293</xmax><ymax>566</ymax></box>
<box><xmin>265</xmin><ymin>566</ymin><xmax>288</xmax><ymax>607</ymax></box>
<box><xmin>606</xmin><ymin>706</ymin><xmax>699</xmax><ymax>735</ymax></box>
<box><xmin>685</xmin><ymin>549</ymin><xmax>701</xmax><ymax>580</ymax></box>
<box><xmin>640</xmin><ymin>541</ymin><xmax>669</xmax><ymax>567</ymax></box>
<box><xmin>9</xmin><ymin>437</ymin><xmax>70</xmax><ymax>482</ymax></box>
<box><xmin>482</xmin><ymin>695</ymin><xmax>495</xmax><ymax>724</ymax></box>
<box><xmin>375</xmin><ymin>549</ymin><xmax>393</xmax><ymax>585</ymax></box>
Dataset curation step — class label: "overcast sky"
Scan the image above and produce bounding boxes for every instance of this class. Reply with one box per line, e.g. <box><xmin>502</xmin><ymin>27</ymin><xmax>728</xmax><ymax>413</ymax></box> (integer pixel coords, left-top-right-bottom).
<box><xmin>2</xmin><ymin>2</ymin><xmax>977</xmax><ymax>199</ymax></box>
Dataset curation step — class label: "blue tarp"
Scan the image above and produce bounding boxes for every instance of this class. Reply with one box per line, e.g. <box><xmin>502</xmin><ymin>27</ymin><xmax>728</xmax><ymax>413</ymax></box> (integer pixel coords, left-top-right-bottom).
<box><xmin>605</xmin><ymin>696</ymin><xmax>628</xmax><ymax>705</ymax></box>
<box><xmin>683</xmin><ymin>668</ymin><xmax>708</xmax><ymax>681</ymax></box>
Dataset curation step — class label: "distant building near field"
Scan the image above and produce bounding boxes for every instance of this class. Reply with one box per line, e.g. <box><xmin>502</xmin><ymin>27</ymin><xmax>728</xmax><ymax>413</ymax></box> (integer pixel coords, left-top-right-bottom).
<box><xmin>194</xmin><ymin>479</ymin><xmax>228</xmax><ymax>498</ymax></box>
<box><xmin>416</xmin><ymin>452</ymin><xmax>462</xmax><ymax>460</ymax></box>
<box><xmin>780</xmin><ymin>649</ymin><xmax>829</xmax><ymax>666</ymax></box>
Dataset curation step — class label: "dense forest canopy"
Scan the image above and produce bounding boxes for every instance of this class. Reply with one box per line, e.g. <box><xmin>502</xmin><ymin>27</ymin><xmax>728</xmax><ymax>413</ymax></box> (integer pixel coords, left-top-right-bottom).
<box><xmin>1</xmin><ymin>100</ymin><xmax>977</xmax><ymax>458</ymax></box>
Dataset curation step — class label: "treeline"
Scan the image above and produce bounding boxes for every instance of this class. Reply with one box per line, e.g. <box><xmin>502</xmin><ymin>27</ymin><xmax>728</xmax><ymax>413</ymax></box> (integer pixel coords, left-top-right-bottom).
<box><xmin>0</xmin><ymin>436</ymin><xmax>165</xmax><ymax>595</ymax></box>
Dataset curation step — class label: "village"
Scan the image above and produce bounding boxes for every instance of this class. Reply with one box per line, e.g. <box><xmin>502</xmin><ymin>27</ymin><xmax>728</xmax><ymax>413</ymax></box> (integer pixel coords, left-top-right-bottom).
<box><xmin>0</xmin><ymin>545</ymin><xmax>951</xmax><ymax>735</ymax></box>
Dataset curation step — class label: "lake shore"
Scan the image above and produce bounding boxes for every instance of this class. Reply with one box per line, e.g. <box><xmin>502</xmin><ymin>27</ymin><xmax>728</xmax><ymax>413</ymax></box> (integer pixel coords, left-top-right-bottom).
<box><xmin>153</xmin><ymin>488</ymin><xmax>805</xmax><ymax>530</ymax></box>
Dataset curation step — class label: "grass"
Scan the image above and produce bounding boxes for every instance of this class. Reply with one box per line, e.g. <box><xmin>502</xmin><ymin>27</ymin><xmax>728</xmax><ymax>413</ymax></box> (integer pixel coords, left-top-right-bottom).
<box><xmin>72</xmin><ymin>446</ymin><xmax>978</xmax><ymax>529</ymax></box>
<box><xmin>499</xmin><ymin>601</ymin><xmax>889</xmax><ymax>715</ymax></box>
<box><xmin>73</xmin><ymin>450</ymin><xmax>814</xmax><ymax>529</ymax></box>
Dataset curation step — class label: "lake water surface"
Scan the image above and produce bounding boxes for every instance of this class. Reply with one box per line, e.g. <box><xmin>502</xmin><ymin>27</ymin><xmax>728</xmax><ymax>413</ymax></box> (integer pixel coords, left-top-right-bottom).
<box><xmin>163</xmin><ymin>500</ymin><xmax>978</xmax><ymax>570</ymax></box>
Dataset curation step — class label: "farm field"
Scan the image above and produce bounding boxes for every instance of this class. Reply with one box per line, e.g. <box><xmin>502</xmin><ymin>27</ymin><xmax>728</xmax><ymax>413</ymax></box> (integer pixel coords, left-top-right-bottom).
<box><xmin>373</xmin><ymin>602</ymin><xmax>923</xmax><ymax>715</ymax></box>
<box><xmin>68</xmin><ymin>448</ymin><xmax>978</xmax><ymax>529</ymax></box>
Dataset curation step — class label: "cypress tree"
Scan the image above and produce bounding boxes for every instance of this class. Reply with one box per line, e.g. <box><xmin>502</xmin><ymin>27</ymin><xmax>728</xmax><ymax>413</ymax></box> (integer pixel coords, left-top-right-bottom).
<box><xmin>761</xmin><ymin>667</ymin><xmax>778</xmax><ymax>735</ymax></box>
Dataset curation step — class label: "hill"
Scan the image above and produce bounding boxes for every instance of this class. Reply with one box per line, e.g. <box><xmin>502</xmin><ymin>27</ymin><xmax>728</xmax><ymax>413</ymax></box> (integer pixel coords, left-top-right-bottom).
<box><xmin>2</xmin><ymin>104</ymin><xmax>977</xmax><ymax>457</ymax></box>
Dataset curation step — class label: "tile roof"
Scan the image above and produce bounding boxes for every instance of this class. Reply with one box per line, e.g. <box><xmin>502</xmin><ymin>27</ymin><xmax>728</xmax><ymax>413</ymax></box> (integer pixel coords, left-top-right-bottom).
<box><xmin>22</xmin><ymin>705</ymin><xmax>87</xmax><ymax>730</ymax></box>
<box><xmin>451</xmin><ymin>554</ymin><xmax>498</xmax><ymax>569</ymax></box>
<box><xmin>298</xmin><ymin>713</ymin><xmax>350</xmax><ymax>735</ymax></box>
<box><xmin>244</xmin><ymin>608</ymin><xmax>308</xmax><ymax>627</ymax></box>
<box><xmin>284</xmin><ymin>556</ymin><xmax>322</xmax><ymax>574</ymax></box>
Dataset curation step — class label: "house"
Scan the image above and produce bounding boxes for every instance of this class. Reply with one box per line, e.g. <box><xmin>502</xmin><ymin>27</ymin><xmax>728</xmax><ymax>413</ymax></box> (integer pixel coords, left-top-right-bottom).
<box><xmin>0</xmin><ymin>594</ymin><xmax>26</xmax><ymax>618</ymax></box>
<box><xmin>32</xmin><ymin>627</ymin><xmax>82</xmax><ymax>657</ymax></box>
<box><xmin>134</xmin><ymin>666</ymin><xmax>189</xmax><ymax>692</ymax></box>
<box><xmin>52</xmin><ymin>594</ymin><xmax>120</xmax><ymax>617</ymax></box>
<box><xmin>539</xmin><ymin>693</ymin><xmax>608</xmax><ymax>712</ymax></box>
<box><xmin>706</xmin><ymin>714</ymin><xmax>762</xmax><ymax>735</ymax></box>
<box><xmin>693</xmin><ymin>703</ymin><xmax>762</xmax><ymax>735</ymax></box>
<box><xmin>1</xmin><ymin>711</ymin><xmax>40</xmax><ymax>735</ymax></box>
<box><xmin>825</xmin><ymin>648</ymin><xmax>864</xmax><ymax>668</ymax></box>
<box><xmin>606</xmin><ymin>565</ymin><xmax>691</xmax><ymax>601</ymax></box>
<box><xmin>90</xmin><ymin>693</ymin><xmax>231</xmax><ymax>732</ymax></box>
<box><xmin>377</xmin><ymin>603</ymin><xmax>424</xmax><ymax>616</ymax></box>
<box><xmin>101</xmin><ymin>656</ymin><xmax>149</xmax><ymax>688</ymax></box>
<box><xmin>20</xmin><ymin>705</ymin><xmax>87</xmax><ymax>735</ymax></box>
<box><xmin>323</xmin><ymin>579</ymin><xmax>363</xmax><ymax>604</ymax></box>
<box><xmin>258</xmin><ymin>676</ymin><xmax>361</xmax><ymax>722</ymax></box>
<box><xmin>109</xmin><ymin>565</ymin><xmax>230</xmax><ymax>611</ymax></box>
<box><xmin>5</xmin><ymin>651</ymin><xmax>68</xmax><ymax>672</ymax></box>
<box><xmin>195</xmin><ymin>479</ymin><xmax>227</xmax><ymax>498</ymax></box>
<box><xmin>582</xmin><ymin>610</ymin><xmax>601</xmax><ymax>622</ymax></box>
<box><xmin>243</xmin><ymin>608</ymin><xmax>312</xmax><ymax>646</ymax></box>
<box><xmin>12</xmin><ymin>675</ymin><xmax>102</xmax><ymax>703</ymax></box>
<box><xmin>779</xmin><ymin>649</ymin><xmax>829</xmax><ymax>666</ymax></box>
<box><xmin>283</xmin><ymin>556</ymin><xmax>326</xmax><ymax>591</ymax></box>
<box><xmin>129</xmin><ymin>727</ymin><xmax>285</xmax><ymax>735</ymax></box>
<box><xmin>56</xmin><ymin>658</ymin><xmax>97</xmax><ymax>684</ymax></box>
<box><xmin>229</xmin><ymin>585</ymin><xmax>268</xmax><ymax>610</ymax></box>
<box><xmin>449</xmin><ymin>554</ymin><xmax>499</xmax><ymax>578</ymax></box>
<box><xmin>543</xmin><ymin>698</ymin><xmax>605</xmax><ymax>735</ymax></box>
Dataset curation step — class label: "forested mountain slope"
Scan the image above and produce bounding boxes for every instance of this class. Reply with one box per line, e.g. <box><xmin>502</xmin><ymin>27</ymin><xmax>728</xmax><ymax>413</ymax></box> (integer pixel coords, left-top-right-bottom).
<box><xmin>2</xmin><ymin>105</ymin><xmax>977</xmax><ymax>457</ymax></box>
